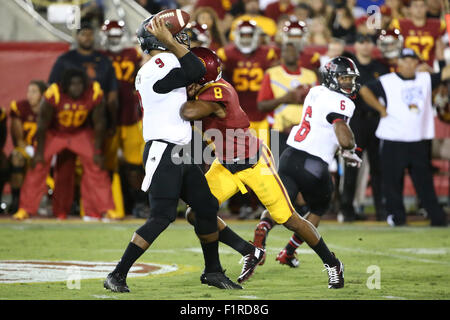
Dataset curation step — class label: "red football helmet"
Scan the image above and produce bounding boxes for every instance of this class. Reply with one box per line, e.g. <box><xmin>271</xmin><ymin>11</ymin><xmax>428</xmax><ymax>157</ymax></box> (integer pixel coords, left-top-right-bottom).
<box><xmin>101</xmin><ymin>20</ymin><xmax>126</xmax><ymax>52</ymax></box>
<box><xmin>234</xmin><ymin>20</ymin><xmax>262</xmax><ymax>54</ymax></box>
<box><xmin>281</xmin><ymin>20</ymin><xmax>307</xmax><ymax>51</ymax></box>
<box><xmin>191</xmin><ymin>47</ymin><xmax>223</xmax><ymax>85</ymax></box>
<box><xmin>186</xmin><ymin>21</ymin><xmax>212</xmax><ymax>48</ymax></box>
<box><xmin>377</xmin><ymin>29</ymin><xmax>404</xmax><ymax>59</ymax></box>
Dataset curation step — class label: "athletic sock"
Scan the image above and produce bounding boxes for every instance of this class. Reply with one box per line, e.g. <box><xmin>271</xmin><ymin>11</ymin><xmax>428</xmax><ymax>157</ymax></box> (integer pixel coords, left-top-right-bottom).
<box><xmin>256</xmin><ymin>218</ymin><xmax>274</xmax><ymax>247</ymax></box>
<box><xmin>113</xmin><ymin>242</ymin><xmax>145</xmax><ymax>276</ymax></box>
<box><xmin>219</xmin><ymin>226</ymin><xmax>254</xmax><ymax>256</ymax></box>
<box><xmin>285</xmin><ymin>233</ymin><xmax>304</xmax><ymax>255</ymax></box>
<box><xmin>201</xmin><ymin>240</ymin><xmax>222</xmax><ymax>273</ymax></box>
<box><xmin>311</xmin><ymin>237</ymin><xmax>339</xmax><ymax>266</ymax></box>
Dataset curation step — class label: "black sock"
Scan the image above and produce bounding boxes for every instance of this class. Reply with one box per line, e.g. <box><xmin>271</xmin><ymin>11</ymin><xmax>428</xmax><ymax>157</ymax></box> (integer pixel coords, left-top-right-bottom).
<box><xmin>11</xmin><ymin>188</ymin><xmax>20</xmax><ymax>202</ymax></box>
<box><xmin>219</xmin><ymin>226</ymin><xmax>254</xmax><ymax>256</ymax></box>
<box><xmin>311</xmin><ymin>238</ymin><xmax>338</xmax><ymax>266</ymax></box>
<box><xmin>201</xmin><ymin>240</ymin><xmax>222</xmax><ymax>273</ymax></box>
<box><xmin>113</xmin><ymin>242</ymin><xmax>145</xmax><ymax>276</ymax></box>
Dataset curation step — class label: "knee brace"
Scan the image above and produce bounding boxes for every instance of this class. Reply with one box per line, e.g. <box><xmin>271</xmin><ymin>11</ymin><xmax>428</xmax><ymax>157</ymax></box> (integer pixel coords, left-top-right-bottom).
<box><xmin>192</xmin><ymin>196</ymin><xmax>219</xmax><ymax>236</ymax></box>
<box><xmin>135</xmin><ymin>215</ymin><xmax>172</xmax><ymax>244</ymax></box>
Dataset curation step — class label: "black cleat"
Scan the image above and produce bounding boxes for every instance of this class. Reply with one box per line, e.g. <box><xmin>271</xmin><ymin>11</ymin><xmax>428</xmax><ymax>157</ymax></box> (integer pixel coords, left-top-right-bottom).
<box><xmin>104</xmin><ymin>272</ymin><xmax>130</xmax><ymax>293</ymax></box>
<box><xmin>237</xmin><ymin>247</ymin><xmax>265</xmax><ymax>283</ymax></box>
<box><xmin>323</xmin><ymin>254</ymin><xmax>344</xmax><ymax>289</ymax></box>
<box><xmin>201</xmin><ymin>270</ymin><xmax>243</xmax><ymax>289</ymax></box>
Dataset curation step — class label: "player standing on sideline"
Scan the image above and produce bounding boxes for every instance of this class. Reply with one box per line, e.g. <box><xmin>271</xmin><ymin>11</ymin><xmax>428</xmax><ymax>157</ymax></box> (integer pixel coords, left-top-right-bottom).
<box><xmin>253</xmin><ymin>57</ymin><xmax>362</xmax><ymax>270</ymax></box>
<box><xmin>48</xmin><ymin>21</ymin><xmax>119</xmax><ymax>221</ymax></box>
<box><xmin>0</xmin><ymin>107</ymin><xmax>7</xmax><ymax>214</ymax></box>
<box><xmin>217</xmin><ymin>20</ymin><xmax>279</xmax><ymax>219</ymax></box>
<box><xmin>104</xmin><ymin>14</ymin><xmax>242</xmax><ymax>293</ymax></box>
<box><xmin>99</xmin><ymin>20</ymin><xmax>148</xmax><ymax>218</ymax></box>
<box><xmin>181</xmin><ymin>47</ymin><xmax>346</xmax><ymax>289</ymax></box>
<box><xmin>13</xmin><ymin>69</ymin><xmax>115</xmax><ymax>221</ymax></box>
<box><xmin>9</xmin><ymin>81</ymin><xmax>48</xmax><ymax>216</ymax></box>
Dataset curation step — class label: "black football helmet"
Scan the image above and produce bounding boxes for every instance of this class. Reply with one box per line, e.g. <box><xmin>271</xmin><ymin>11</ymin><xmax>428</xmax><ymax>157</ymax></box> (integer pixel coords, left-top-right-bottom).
<box><xmin>321</xmin><ymin>56</ymin><xmax>360</xmax><ymax>98</ymax></box>
<box><xmin>136</xmin><ymin>16</ymin><xmax>190</xmax><ymax>54</ymax></box>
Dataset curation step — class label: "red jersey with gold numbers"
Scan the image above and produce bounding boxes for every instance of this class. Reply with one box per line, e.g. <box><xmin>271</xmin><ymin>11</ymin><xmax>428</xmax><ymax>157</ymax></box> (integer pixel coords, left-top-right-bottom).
<box><xmin>101</xmin><ymin>47</ymin><xmax>142</xmax><ymax>125</ymax></box>
<box><xmin>217</xmin><ymin>44</ymin><xmax>278</xmax><ymax>122</ymax></box>
<box><xmin>44</xmin><ymin>82</ymin><xmax>103</xmax><ymax>134</ymax></box>
<box><xmin>195</xmin><ymin>78</ymin><xmax>261</xmax><ymax>162</ymax></box>
<box><xmin>390</xmin><ymin>18</ymin><xmax>446</xmax><ymax>67</ymax></box>
<box><xmin>10</xmin><ymin>100</ymin><xmax>38</xmax><ymax>146</ymax></box>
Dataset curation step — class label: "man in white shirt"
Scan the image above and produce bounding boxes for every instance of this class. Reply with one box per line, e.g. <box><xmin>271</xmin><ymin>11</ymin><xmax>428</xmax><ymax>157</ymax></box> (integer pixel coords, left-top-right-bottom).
<box><xmin>359</xmin><ymin>48</ymin><xmax>449</xmax><ymax>227</ymax></box>
<box><xmin>104</xmin><ymin>15</ymin><xmax>243</xmax><ymax>292</ymax></box>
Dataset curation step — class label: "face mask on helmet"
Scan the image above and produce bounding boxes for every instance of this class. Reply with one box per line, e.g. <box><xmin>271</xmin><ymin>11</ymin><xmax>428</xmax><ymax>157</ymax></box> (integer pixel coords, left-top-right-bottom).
<box><xmin>101</xmin><ymin>20</ymin><xmax>126</xmax><ymax>53</ymax></box>
<box><xmin>234</xmin><ymin>21</ymin><xmax>261</xmax><ymax>54</ymax></box>
<box><xmin>175</xmin><ymin>30</ymin><xmax>191</xmax><ymax>48</ymax></box>
<box><xmin>377</xmin><ymin>30</ymin><xmax>403</xmax><ymax>60</ymax></box>
<box><xmin>281</xmin><ymin>21</ymin><xmax>307</xmax><ymax>52</ymax></box>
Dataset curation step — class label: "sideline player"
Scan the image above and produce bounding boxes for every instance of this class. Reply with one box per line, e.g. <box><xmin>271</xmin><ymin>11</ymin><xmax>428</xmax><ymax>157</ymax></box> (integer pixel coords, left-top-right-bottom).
<box><xmin>253</xmin><ymin>57</ymin><xmax>362</xmax><ymax>270</ymax></box>
<box><xmin>104</xmin><ymin>14</ymin><xmax>242</xmax><ymax>293</ymax></box>
<box><xmin>181</xmin><ymin>47</ymin><xmax>346</xmax><ymax>289</ymax></box>
<box><xmin>13</xmin><ymin>69</ymin><xmax>115</xmax><ymax>220</ymax></box>
<box><xmin>8</xmin><ymin>81</ymin><xmax>48</xmax><ymax>215</ymax></box>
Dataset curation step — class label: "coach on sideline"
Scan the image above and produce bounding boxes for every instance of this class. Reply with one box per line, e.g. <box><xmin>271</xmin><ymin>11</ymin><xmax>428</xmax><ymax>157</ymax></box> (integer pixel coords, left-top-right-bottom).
<box><xmin>359</xmin><ymin>48</ymin><xmax>449</xmax><ymax>227</ymax></box>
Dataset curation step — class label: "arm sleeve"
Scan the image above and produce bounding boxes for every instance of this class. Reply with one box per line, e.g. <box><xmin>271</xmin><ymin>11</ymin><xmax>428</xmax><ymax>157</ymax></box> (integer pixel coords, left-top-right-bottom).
<box><xmin>105</xmin><ymin>61</ymin><xmax>118</xmax><ymax>93</ymax></box>
<box><xmin>326</xmin><ymin>112</ymin><xmax>349</xmax><ymax>124</ymax></box>
<box><xmin>431</xmin><ymin>72</ymin><xmax>442</xmax><ymax>90</ymax></box>
<box><xmin>153</xmin><ymin>51</ymin><xmax>206</xmax><ymax>94</ymax></box>
<box><xmin>257</xmin><ymin>73</ymin><xmax>274</xmax><ymax>102</ymax></box>
<box><xmin>366</xmin><ymin>79</ymin><xmax>387</xmax><ymax>103</ymax></box>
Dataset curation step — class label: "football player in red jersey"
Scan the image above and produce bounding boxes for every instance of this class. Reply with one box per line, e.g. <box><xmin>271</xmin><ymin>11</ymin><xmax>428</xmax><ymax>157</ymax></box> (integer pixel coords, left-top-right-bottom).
<box><xmin>8</xmin><ymin>80</ymin><xmax>48</xmax><ymax>215</ymax></box>
<box><xmin>390</xmin><ymin>0</ymin><xmax>446</xmax><ymax>68</ymax></box>
<box><xmin>100</xmin><ymin>20</ymin><xmax>148</xmax><ymax>219</ymax></box>
<box><xmin>180</xmin><ymin>47</ymin><xmax>345</xmax><ymax>289</ymax></box>
<box><xmin>217</xmin><ymin>20</ymin><xmax>279</xmax><ymax>147</ymax></box>
<box><xmin>13</xmin><ymin>69</ymin><xmax>115</xmax><ymax>221</ymax></box>
<box><xmin>0</xmin><ymin>106</ymin><xmax>7</xmax><ymax>214</ymax></box>
<box><xmin>217</xmin><ymin>19</ymin><xmax>279</xmax><ymax>218</ymax></box>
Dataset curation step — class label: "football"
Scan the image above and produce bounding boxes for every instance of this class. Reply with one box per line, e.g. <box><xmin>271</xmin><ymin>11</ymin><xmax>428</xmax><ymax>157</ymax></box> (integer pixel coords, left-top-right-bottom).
<box><xmin>148</xmin><ymin>9</ymin><xmax>190</xmax><ymax>35</ymax></box>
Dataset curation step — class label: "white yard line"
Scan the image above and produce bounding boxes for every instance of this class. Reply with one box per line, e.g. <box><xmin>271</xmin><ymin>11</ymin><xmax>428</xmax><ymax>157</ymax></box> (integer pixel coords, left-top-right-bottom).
<box><xmin>330</xmin><ymin>245</ymin><xmax>450</xmax><ymax>266</ymax></box>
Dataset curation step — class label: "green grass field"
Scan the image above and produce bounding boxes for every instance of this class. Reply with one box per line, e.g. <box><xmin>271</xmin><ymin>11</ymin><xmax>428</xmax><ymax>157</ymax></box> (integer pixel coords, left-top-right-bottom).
<box><xmin>0</xmin><ymin>218</ymin><xmax>449</xmax><ymax>300</ymax></box>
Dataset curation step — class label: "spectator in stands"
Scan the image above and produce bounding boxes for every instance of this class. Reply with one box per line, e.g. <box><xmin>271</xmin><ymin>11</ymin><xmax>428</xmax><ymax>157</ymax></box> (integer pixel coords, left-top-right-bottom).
<box><xmin>319</xmin><ymin>38</ymin><xmax>346</xmax><ymax>68</ymax></box>
<box><xmin>346</xmin><ymin>0</ymin><xmax>366</xmax><ymax>19</ymax></box>
<box><xmin>80</xmin><ymin>0</ymin><xmax>106</xmax><ymax>28</ymax></box>
<box><xmin>264</xmin><ymin>0</ymin><xmax>295</xmax><ymax>23</ymax></box>
<box><xmin>0</xmin><ymin>107</ymin><xmax>7</xmax><ymax>214</ymax></box>
<box><xmin>292</xmin><ymin>3</ymin><xmax>313</xmax><ymax>24</ymax></box>
<box><xmin>305</xmin><ymin>16</ymin><xmax>332</xmax><ymax>46</ymax></box>
<box><xmin>13</xmin><ymin>69</ymin><xmax>115</xmax><ymax>221</ymax></box>
<box><xmin>385</xmin><ymin>0</ymin><xmax>405</xmax><ymax>19</ymax></box>
<box><xmin>194</xmin><ymin>0</ymin><xmax>235</xmax><ymax>32</ymax></box>
<box><xmin>426</xmin><ymin>0</ymin><xmax>443</xmax><ymax>18</ymax></box>
<box><xmin>340</xmin><ymin>33</ymin><xmax>390</xmax><ymax>222</ymax></box>
<box><xmin>47</xmin><ymin>21</ymin><xmax>119</xmax><ymax>220</ymax></box>
<box><xmin>8</xmin><ymin>80</ymin><xmax>48</xmax><ymax>215</ymax></box>
<box><xmin>390</xmin><ymin>0</ymin><xmax>446</xmax><ymax>68</ymax></box>
<box><xmin>359</xmin><ymin>48</ymin><xmax>450</xmax><ymax>227</ymax></box>
<box><xmin>330</xmin><ymin>0</ymin><xmax>357</xmax><ymax>44</ymax></box>
<box><xmin>192</xmin><ymin>6</ymin><xmax>227</xmax><ymax>50</ymax></box>
<box><xmin>229</xmin><ymin>0</ymin><xmax>278</xmax><ymax>42</ymax></box>
<box><xmin>308</xmin><ymin>0</ymin><xmax>333</xmax><ymax>23</ymax></box>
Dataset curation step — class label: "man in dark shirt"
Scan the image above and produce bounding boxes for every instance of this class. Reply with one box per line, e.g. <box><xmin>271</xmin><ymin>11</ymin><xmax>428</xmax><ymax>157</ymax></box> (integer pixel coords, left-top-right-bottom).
<box><xmin>341</xmin><ymin>33</ymin><xmax>389</xmax><ymax>222</ymax></box>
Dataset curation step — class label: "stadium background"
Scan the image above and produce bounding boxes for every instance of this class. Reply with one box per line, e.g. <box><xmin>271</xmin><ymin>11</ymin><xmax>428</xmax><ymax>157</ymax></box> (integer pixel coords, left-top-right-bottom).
<box><xmin>0</xmin><ymin>0</ymin><xmax>448</xmax><ymax>214</ymax></box>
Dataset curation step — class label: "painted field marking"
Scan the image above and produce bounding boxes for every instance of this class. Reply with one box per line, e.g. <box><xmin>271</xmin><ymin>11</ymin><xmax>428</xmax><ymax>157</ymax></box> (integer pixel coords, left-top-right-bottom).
<box><xmin>330</xmin><ymin>245</ymin><xmax>450</xmax><ymax>266</ymax></box>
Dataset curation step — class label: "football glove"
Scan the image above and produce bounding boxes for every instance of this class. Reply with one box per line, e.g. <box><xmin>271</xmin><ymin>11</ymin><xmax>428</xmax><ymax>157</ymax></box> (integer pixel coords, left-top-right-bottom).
<box><xmin>340</xmin><ymin>146</ymin><xmax>362</xmax><ymax>168</ymax></box>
